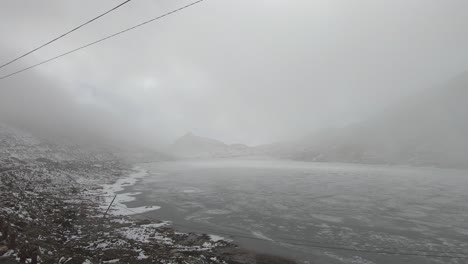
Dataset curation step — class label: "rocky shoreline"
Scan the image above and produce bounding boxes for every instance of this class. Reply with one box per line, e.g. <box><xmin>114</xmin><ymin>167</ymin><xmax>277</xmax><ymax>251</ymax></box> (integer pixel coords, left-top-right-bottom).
<box><xmin>0</xmin><ymin>157</ymin><xmax>297</xmax><ymax>264</ymax></box>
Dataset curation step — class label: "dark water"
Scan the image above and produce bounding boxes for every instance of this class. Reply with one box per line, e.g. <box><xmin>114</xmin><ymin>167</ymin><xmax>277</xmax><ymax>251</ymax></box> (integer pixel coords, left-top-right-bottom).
<box><xmin>122</xmin><ymin>158</ymin><xmax>468</xmax><ymax>264</ymax></box>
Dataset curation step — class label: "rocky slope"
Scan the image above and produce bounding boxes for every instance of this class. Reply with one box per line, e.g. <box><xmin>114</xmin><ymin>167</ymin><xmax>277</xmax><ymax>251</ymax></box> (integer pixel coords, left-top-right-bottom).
<box><xmin>0</xmin><ymin>123</ymin><xmax>119</xmax><ymax>164</ymax></box>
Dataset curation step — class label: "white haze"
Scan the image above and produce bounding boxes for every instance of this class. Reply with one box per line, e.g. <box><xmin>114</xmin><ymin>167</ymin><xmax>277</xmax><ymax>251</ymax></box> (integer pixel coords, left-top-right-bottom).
<box><xmin>1</xmin><ymin>0</ymin><xmax>468</xmax><ymax>147</ymax></box>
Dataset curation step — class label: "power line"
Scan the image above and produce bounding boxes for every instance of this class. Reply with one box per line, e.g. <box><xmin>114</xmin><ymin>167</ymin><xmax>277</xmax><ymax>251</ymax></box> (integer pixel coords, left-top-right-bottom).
<box><xmin>0</xmin><ymin>0</ymin><xmax>132</xmax><ymax>70</ymax></box>
<box><xmin>111</xmin><ymin>204</ymin><xmax>468</xmax><ymax>259</ymax></box>
<box><xmin>0</xmin><ymin>0</ymin><xmax>206</xmax><ymax>81</ymax></box>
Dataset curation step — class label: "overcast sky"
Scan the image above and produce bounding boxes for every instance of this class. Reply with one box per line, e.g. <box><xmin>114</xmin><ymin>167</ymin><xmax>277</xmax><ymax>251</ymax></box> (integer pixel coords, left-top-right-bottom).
<box><xmin>1</xmin><ymin>0</ymin><xmax>468</xmax><ymax>146</ymax></box>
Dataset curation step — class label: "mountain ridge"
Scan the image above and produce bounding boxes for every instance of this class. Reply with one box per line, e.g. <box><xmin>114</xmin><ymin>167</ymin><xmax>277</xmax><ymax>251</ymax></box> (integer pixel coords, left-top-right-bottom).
<box><xmin>169</xmin><ymin>132</ymin><xmax>252</xmax><ymax>158</ymax></box>
<box><xmin>277</xmin><ymin>72</ymin><xmax>468</xmax><ymax>168</ymax></box>
<box><xmin>165</xmin><ymin>72</ymin><xmax>468</xmax><ymax>168</ymax></box>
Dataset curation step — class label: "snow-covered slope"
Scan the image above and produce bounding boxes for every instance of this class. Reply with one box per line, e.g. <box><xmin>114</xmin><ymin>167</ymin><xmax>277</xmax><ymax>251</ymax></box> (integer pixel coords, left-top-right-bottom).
<box><xmin>0</xmin><ymin>123</ymin><xmax>43</xmax><ymax>162</ymax></box>
<box><xmin>0</xmin><ymin>123</ymin><xmax>118</xmax><ymax>164</ymax></box>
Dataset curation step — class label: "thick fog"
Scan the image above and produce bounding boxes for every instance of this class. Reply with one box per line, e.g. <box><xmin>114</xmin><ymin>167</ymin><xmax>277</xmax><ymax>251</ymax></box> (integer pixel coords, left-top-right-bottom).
<box><xmin>1</xmin><ymin>0</ymin><xmax>468</xmax><ymax>147</ymax></box>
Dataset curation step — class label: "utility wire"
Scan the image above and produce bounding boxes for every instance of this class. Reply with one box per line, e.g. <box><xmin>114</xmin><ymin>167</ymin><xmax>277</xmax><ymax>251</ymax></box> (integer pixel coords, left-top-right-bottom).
<box><xmin>111</xmin><ymin>204</ymin><xmax>468</xmax><ymax>259</ymax></box>
<box><xmin>0</xmin><ymin>0</ymin><xmax>132</xmax><ymax>70</ymax></box>
<box><xmin>0</xmin><ymin>0</ymin><xmax>205</xmax><ymax>81</ymax></box>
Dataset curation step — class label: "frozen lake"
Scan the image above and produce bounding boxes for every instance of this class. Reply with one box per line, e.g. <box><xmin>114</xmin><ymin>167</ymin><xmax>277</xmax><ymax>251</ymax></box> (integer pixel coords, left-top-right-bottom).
<box><xmin>120</xmin><ymin>158</ymin><xmax>468</xmax><ymax>263</ymax></box>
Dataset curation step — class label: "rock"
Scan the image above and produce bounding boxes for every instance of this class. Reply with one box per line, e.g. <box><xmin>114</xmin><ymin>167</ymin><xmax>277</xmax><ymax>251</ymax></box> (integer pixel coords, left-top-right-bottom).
<box><xmin>15</xmin><ymin>220</ymin><xmax>28</xmax><ymax>228</ymax></box>
<box><xmin>0</xmin><ymin>245</ymin><xmax>8</xmax><ymax>255</ymax></box>
<box><xmin>7</xmin><ymin>232</ymin><xmax>16</xmax><ymax>249</ymax></box>
<box><xmin>135</xmin><ymin>219</ymin><xmax>151</xmax><ymax>226</ymax></box>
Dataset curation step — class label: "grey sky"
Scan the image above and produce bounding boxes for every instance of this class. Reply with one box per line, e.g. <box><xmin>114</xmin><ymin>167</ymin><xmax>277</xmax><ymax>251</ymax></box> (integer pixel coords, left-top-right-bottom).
<box><xmin>1</xmin><ymin>0</ymin><xmax>468</xmax><ymax>146</ymax></box>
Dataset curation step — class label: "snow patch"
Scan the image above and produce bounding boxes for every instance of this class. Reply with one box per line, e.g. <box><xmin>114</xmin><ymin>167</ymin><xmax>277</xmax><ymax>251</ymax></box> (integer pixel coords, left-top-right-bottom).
<box><xmin>99</xmin><ymin>166</ymin><xmax>161</xmax><ymax>216</ymax></box>
<box><xmin>103</xmin><ymin>259</ymin><xmax>120</xmax><ymax>263</ymax></box>
<box><xmin>118</xmin><ymin>222</ymin><xmax>172</xmax><ymax>244</ymax></box>
<box><xmin>209</xmin><ymin>234</ymin><xmax>229</xmax><ymax>242</ymax></box>
<box><xmin>137</xmin><ymin>251</ymin><xmax>149</xmax><ymax>260</ymax></box>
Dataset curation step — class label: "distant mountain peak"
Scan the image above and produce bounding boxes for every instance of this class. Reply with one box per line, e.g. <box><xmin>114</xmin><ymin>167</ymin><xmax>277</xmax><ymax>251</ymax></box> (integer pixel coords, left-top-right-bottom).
<box><xmin>169</xmin><ymin>133</ymin><xmax>252</xmax><ymax>159</ymax></box>
<box><xmin>173</xmin><ymin>133</ymin><xmax>225</xmax><ymax>148</ymax></box>
<box><xmin>183</xmin><ymin>131</ymin><xmax>195</xmax><ymax>137</ymax></box>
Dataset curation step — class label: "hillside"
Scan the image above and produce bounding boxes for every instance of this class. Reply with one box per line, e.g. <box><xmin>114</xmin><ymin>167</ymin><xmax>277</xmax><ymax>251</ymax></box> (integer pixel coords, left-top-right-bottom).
<box><xmin>280</xmin><ymin>73</ymin><xmax>468</xmax><ymax>168</ymax></box>
<box><xmin>0</xmin><ymin>123</ymin><xmax>120</xmax><ymax>164</ymax></box>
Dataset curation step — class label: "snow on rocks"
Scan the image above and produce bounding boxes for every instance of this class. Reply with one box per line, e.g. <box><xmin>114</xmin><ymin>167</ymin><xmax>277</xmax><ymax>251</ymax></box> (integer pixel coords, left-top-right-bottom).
<box><xmin>209</xmin><ymin>234</ymin><xmax>230</xmax><ymax>243</ymax></box>
<box><xmin>118</xmin><ymin>222</ymin><xmax>172</xmax><ymax>244</ymax></box>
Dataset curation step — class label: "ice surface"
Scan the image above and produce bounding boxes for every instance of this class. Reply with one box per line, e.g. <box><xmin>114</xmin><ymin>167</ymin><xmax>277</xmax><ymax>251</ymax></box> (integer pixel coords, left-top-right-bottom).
<box><xmin>133</xmin><ymin>159</ymin><xmax>468</xmax><ymax>264</ymax></box>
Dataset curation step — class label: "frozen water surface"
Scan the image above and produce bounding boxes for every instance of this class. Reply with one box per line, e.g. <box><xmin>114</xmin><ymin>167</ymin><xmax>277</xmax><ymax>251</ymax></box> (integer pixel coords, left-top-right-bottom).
<box><xmin>121</xmin><ymin>159</ymin><xmax>468</xmax><ymax>263</ymax></box>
